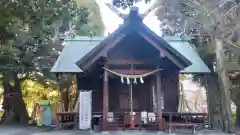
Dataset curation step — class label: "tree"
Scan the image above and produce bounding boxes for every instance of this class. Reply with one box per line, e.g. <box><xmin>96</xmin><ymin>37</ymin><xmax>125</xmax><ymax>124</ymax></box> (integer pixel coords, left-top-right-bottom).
<box><xmin>75</xmin><ymin>0</ymin><xmax>105</xmax><ymax>36</ymax></box>
<box><xmin>52</xmin><ymin>0</ymin><xmax>105</xmax><ymax>111</ymax></box>
<box><xmin>154</xmin><ymin>0</ymin><xmax>240</xmax><ymax>132</ymax></box>
<box><xmin>0</xmin><ymin>0</ymin><xmax>89</xmax><ymax>124</ymax></box>
<box><xmin>54</xmin><ymin>0</ymin><xmax>106</xmax><ymax>111</ymax></box>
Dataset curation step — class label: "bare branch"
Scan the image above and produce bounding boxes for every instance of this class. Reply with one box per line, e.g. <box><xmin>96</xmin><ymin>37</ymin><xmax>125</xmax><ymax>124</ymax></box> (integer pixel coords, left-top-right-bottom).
<box><xmin>224</xmin><ymin>5</ymin><xmax>238</xmax><ymax>16</ymax></box>
<box><xmin>141</xmin><ymin>4</ymin><xmax>165</xmax><ymax>18</ymax></box>
<box><xmin>105</xmin><ymin>3</ymin><xmax>125</xmax><ymax>19</ymax></box>
<box><xmin>224</xmin><ymin>23</ymin><xmax>240</xmax><ymax>37</ymax></box>
<box><xmin>222</xmin><ymin>39</ymin><xmax>240</xmax><ymax>50</ymax></box>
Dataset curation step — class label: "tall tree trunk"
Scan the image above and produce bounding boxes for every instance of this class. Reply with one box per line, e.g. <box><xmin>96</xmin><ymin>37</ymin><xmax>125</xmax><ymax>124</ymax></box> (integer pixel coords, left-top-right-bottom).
<box><xmin>205</xmin><ymin>74</ymin><xmax>223</xmax><ymax>130</ymax></box>
<box><xmin>1</xmin><ymin>73</ymin><xmax>29</xmax><ymax>124</ymax></box>
<box><xmin>236</xmin><ymin>103</ymin><xmax>240</xmax><ymax>128</ymax></box>
<box><xmin>215</xmin><ymin>38</ymin><xmax>233</xmax><ymax>133</ymax></box>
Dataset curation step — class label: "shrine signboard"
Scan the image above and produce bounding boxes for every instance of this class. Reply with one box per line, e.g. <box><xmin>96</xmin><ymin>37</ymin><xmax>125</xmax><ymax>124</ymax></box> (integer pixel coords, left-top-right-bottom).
<box><xmin>79</xmin><ymin>91</ymin><xmax>92</xmax><ymax>130</ymax></box>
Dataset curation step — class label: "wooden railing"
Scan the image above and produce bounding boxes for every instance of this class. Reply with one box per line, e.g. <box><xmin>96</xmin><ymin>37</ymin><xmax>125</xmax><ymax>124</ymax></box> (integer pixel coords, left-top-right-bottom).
<box><xmin>162</xmin><ymin>112</ymin><xmax>207</xmax><ymax>130</ymax></box>
<box><xmin>105</xmin><ymin>112</ymin><xmax>160</xmax><ymax>130</ymax></box>
<box><xmin>55</xmin><ymin>111</ymin><xmax>207</xmax><ymax>131</ymax></box>
<box><xmin>56</xmin><ymin>112</ymin><xmax>78</xmax><ymax>129</ymax></box>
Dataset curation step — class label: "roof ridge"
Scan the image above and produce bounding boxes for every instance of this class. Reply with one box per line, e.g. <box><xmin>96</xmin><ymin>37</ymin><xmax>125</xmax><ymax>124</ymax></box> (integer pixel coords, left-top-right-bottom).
<box><xmin>63</xmin><ymin>35</ymin><xmax>193</xmax><ymax>42</ymax></box>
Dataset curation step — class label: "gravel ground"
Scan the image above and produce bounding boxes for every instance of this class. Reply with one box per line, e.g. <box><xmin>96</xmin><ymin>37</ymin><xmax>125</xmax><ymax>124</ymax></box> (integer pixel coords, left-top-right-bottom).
<box><xmin>0</xmin><ymin>126</ymin><xmax>235</xmax><ymax>135</ymax></box>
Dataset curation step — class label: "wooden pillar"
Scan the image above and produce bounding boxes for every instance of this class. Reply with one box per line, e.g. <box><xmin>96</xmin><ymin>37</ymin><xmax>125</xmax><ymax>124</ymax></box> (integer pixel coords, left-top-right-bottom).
<box><xmin>151</xmin><ymin>77</ymin><xmax>157</xmax><ymax>113</ymax></box>
<box><xmin>102</xmin><ymin>62</ymin><xmax>109</xmax><ymax>131</ymax></box>
<box><xmin>156</xmin><ymin>72</ymin><xmax>163</xmax><ymax>130</ymax></box>
<box><xmin>63</xmin><ymin>88</ymin><xmax>69</xmax><ymax>112</ymax></box>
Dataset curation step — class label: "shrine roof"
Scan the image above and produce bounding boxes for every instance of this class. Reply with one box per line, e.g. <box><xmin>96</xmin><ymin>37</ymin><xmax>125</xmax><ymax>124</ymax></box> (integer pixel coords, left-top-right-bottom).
<box><xmin>50</xmin><ymin>36</ymin><xmax>211</xmax><ymax>73</ymax></box>
<box><xmin>76</xmin><ymin>8</ymin><xmax>192</xmax><ymax>70</ymax></box>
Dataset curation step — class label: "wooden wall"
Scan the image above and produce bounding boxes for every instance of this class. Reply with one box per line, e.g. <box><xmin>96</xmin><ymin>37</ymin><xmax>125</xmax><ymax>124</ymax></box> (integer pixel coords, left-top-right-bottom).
<box><xmin>108</xmin><ymin>78</ymin><xmax>152</xmax><ymax>112</ymax></box>
<box><xmin>161</xmin><ymin>72</ymin><xmax>179</xmax><ymax>112</ymax></box>
<box><xmin>77</xmin><ymin>74</ymin><xmax>103</xmax><ymax>112</ymax></box>
<box><xmin>77</xmin><ymin>72</ymin><xmax>180</xmax><ymax>113</ymax></box>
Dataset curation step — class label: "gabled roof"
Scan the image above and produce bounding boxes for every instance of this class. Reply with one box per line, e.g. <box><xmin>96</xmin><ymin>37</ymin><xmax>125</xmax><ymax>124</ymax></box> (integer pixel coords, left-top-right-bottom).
<box><xmin>76</xmin><ymin>8</ymin><xmax>191</xmax><ymax>70</ymax></box>
<box><xmin>51</xmin><ymin>36</ymin><xmax>103</xmax><ymax>73</ymax></box>
<box><xmin>50</xmin><ymin>36</ymin><xmax>211</xmax><ymax>73</ymax></box>
<box><xmin>166</xmin><ymin>37</ymin><xmax>211</xmax><ymax>73</ymax></box>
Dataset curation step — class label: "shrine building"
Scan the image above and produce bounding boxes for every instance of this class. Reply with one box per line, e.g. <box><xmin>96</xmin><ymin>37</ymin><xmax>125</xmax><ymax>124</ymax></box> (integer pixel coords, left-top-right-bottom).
<box><xmin>51</xmin><ymin>7</ymin><xmax>210</xmax><ymax>131</ymax></box>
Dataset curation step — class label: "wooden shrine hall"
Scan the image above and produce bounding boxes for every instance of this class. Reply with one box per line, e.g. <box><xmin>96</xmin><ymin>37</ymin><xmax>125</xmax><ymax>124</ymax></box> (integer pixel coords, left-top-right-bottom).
<box><xmin>51</xmin><ymin>7</ymin><xmax>210</xmax><ymax>132</ymax></box>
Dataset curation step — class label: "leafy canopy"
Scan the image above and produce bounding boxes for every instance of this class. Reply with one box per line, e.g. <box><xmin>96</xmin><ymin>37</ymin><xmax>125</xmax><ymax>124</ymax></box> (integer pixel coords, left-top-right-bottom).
<box><xmin>0</xmin><ymin>0</ymin><xmax>89</xmax><ymax>83</ymax></box>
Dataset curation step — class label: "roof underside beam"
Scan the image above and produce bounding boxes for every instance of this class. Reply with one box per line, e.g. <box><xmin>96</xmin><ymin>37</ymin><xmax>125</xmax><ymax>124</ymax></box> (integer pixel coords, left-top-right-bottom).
<box><xmin>139</xmin><ymin>32</ymin><xmax>186</xmax><ymax>69</ymax></box>
<box><xmin>80</xmin><ymin>33</ymin><xmax>127</xmax><ymax>71</ymax></box>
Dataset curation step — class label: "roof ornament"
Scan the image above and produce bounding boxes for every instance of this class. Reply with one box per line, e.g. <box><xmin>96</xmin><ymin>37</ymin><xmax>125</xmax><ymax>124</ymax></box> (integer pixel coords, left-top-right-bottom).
<box><xmin>104</xmin><ymin>3</ymin><xmax>162</xmax><ymax>20</ymax></box>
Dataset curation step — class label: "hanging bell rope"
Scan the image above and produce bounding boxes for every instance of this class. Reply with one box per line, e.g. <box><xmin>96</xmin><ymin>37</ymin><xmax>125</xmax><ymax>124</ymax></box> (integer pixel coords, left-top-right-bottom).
<box><xmin>102</xmin><ymin>67</ymin><xmax>161</xmax><ymax>78</ymax></box>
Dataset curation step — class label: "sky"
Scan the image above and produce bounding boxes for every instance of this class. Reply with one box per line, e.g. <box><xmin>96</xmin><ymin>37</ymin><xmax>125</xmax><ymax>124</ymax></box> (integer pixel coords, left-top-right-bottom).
<box><xmin>96</xmin><ymin>0</ymin><xmax>161</xmax><ymax>36</ymax></box>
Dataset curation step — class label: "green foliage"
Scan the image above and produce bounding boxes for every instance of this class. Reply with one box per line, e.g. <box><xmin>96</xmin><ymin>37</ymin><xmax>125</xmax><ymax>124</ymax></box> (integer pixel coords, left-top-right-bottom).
<box><xmin>232</xmin><ymin>111</ymin><xmax>236</xmax><ymax>123</ymax></box>
<box><xmin>0</xmin><ymin>0</ymin><xmax>89</xmax><ymax>74</ymax></box>
<box><xmin>0</xmin><ymin>0</ymin><xmax>146</xmax><ymax>116</ymax></box>
<box><xmin>0</xmin><ymin>0</ymin><xmax>91</xmax><ymax>89</ymax></box>
<box><xmin>179</xmin><ymin>74</ymin><xmax>186</xmax><ymax>81</ymax></box>
<box><xmin>21</xmin><ymin>79</ymin><xmax>60</xmax><ymax>113</ymax></box>
<box><xmin>75</xmin><ymin>0</ymin><xmax>104</xmax><ymax>36</ymax></box>
<box><xmin>154</xmin><ymin>0</ymin><xmax>240</xmax><ymax>81</ymax></box>
<box><xmin>0</xmin><ymin>0</ymin><xmax>100</xmax><ymax>117</ymax></box>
